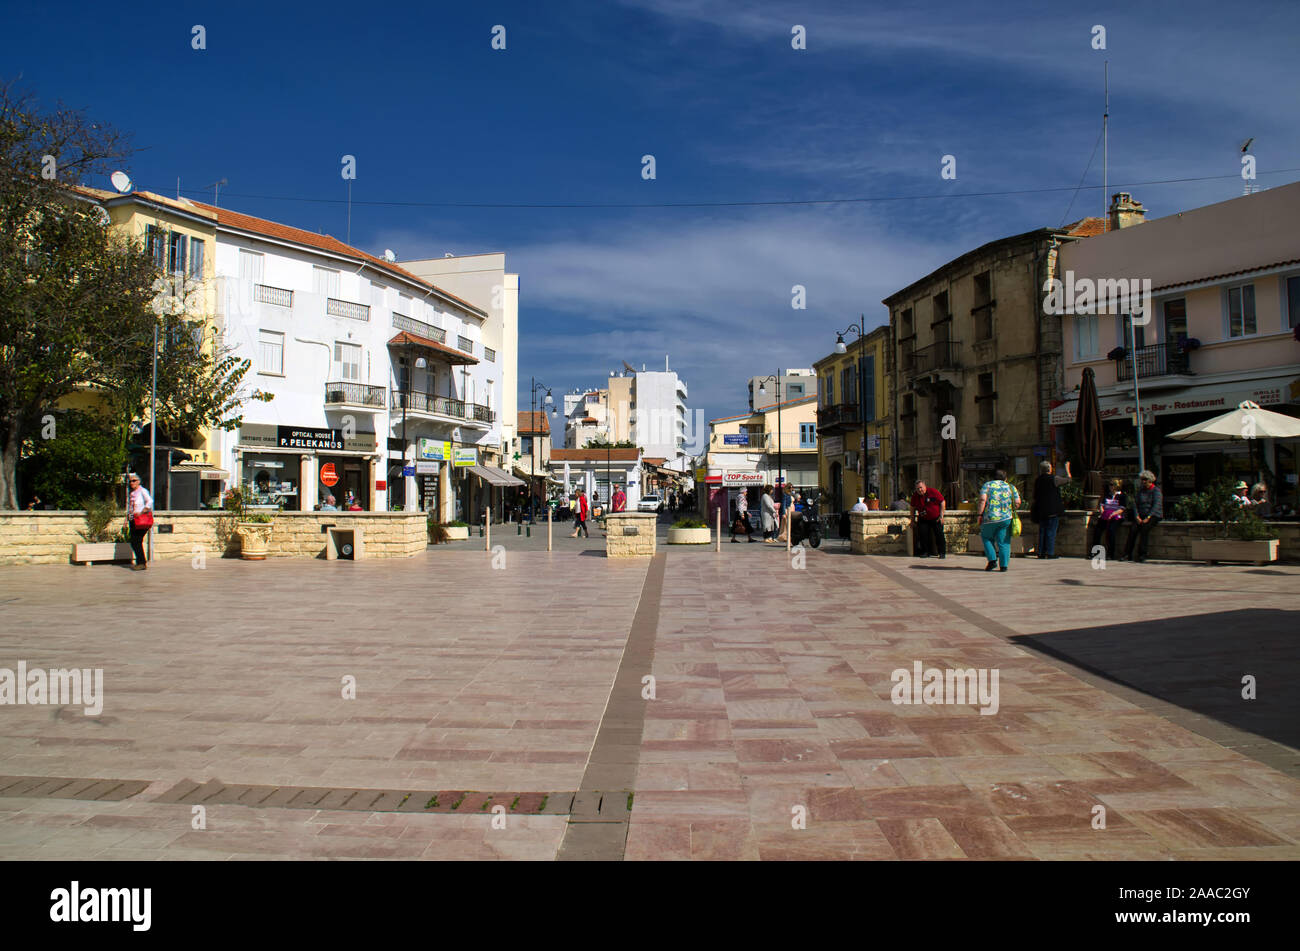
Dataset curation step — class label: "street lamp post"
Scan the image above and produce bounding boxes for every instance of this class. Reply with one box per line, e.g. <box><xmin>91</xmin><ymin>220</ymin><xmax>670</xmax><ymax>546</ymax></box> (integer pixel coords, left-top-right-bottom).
<box><xmin>835</xmin><ymin>318</ymin><xmax>870</xmax><ymax>500</ymax></box>
<box><xmin>529</xmin><ymin>378</ymin><xmax>554</xmax><ymax>520</ymax></box>
<box><xmin>399</xmin><ymin>350</ymin><xmax>427</xmax><ymax>511</ymax></box>
<box><xmin>755</xmin><ymin>372</ymin><xmax>784</xmax><ymax>493</ymax></box>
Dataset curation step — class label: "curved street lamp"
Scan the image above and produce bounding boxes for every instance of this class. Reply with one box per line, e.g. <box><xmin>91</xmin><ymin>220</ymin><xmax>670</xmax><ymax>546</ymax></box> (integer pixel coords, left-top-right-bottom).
<box><xmin>833</xmin><ymin>317</ymin><xmax>870</xmax><ymax>499</ymax></box>
<box><xmin>529</xmin><ymin>378</ymin><xmax>555</xmax><ymax>520</ymax></box>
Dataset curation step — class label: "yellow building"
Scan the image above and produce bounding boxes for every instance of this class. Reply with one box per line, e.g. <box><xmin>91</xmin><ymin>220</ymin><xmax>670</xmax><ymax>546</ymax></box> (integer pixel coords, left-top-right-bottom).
<box><xmin>68</xmin><ymin>187</ymin><xmax>223</xmax><ymax>494</ymax></box>
<box><xmin>813</xmin><ymin>324</ymin><xmax>895</xmax><ymax>512</ymax></box>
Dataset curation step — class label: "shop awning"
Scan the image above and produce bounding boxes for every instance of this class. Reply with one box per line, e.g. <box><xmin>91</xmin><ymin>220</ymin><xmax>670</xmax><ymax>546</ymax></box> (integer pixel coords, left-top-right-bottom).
<box><xmin>513</xmin><ymin>465</ymin><xmax>562</xmax><ymax>485</ymax></box>
<box><xmin>170</xmin><ymin>461</ymin><xmax>229</xmax><ymax>480</ymax></box>
<box><xmin>468</xmin><ymin>464</ymin><xmax>525</xmax><ymax>487</ymax></box>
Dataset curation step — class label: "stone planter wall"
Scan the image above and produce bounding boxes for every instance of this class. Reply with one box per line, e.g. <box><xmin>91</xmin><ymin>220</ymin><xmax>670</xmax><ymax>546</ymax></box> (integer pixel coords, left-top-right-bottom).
<box><xmin>0</xmin><ymin>511</ymin><xmax>427</xmax><ymax>565</ymax></box>
<box><xmin>847</xmin><ymin>509</ymin><xmax>1300</xmax><ymax>562</ymax></box>
<box><xmin>605</xmin><ymin>511</ymin><xmax>657</xmax><ymax>558</ymax></box>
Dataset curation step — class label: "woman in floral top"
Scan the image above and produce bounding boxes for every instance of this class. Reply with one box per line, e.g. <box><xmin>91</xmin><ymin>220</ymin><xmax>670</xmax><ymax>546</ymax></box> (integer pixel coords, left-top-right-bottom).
<box><xmin>977</xmin><ymin>469</ymin><xmax>1021</xmax><ymax>572</ymax></box>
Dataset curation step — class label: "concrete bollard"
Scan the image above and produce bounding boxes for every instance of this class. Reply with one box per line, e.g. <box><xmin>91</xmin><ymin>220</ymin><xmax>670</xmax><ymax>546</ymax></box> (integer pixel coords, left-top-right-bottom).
<box><xmin>715</xmin><ymin>506</ymin><xmax>721</xmax><ymax>552</ymax></box>
<box><xmin>548</xmin><ymin>508</ymin><xmax>553</xmax><ymax>552</ymax></box>
<box><xmin>485</xmin><ymin>507</ymin><xmax>491</xmax><ymax>551</ymax></box>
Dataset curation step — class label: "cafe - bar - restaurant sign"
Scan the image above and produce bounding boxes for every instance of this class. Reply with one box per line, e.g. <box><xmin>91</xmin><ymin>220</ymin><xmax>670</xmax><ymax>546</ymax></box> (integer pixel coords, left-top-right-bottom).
<box><xmin>278</xmin><ymin>426</ymin><xmax>344</xmax><ymax>450</ymax></box>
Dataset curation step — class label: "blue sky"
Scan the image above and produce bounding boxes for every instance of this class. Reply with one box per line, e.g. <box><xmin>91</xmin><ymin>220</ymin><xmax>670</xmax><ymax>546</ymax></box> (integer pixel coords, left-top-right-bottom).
<box><xmin>5</xmin><ymin>0</ymin><xmax>1298</xmax><ymax>426</ymax></box>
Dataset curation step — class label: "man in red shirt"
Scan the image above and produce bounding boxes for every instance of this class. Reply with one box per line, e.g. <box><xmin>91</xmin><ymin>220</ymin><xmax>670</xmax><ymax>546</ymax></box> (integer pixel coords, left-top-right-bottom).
<box><xmin>909</xmin><ymin>479</ymin><xmax>947</xmax><ymax>558</ymax></box>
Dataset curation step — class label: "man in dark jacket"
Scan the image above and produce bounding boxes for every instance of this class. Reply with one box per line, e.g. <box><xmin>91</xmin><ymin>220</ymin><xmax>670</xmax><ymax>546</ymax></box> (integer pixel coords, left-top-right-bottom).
<box><xmin>1031</xmin><ymin>460</ymin><xmax>1069</xmax><ymax>558</ymax></box>
<box><xmin>1121</xmin><ymin>470</ymin><xmax>1162</xmax><ymax>562</ymax></box>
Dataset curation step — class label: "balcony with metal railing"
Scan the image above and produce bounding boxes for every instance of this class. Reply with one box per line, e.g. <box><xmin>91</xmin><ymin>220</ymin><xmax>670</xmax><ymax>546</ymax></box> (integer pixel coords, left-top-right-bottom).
<box><xmin>1114</xmin><ymin>342</ymin><xmax>1192</xmax><ymax>382</ymax></box>
<box><xmin>324</xmin><ymin>381</ymin><xmax>386</xmax><ymax>409</ymax></box>
<box><xmin>388</xmin><ymin>392</ymin><xmax>497</xmax><ymax>426</ymax></box>
<box><xmin>908</xmin><ymin>340</ymin><xmax>961</xmax><ymax>376</ymax></box>
<box><xmin>327</xmin><ymin>298</ymin><xmax>370</xmax><ymax>321</ymax></box>
<box><xmin>392</xmin><ymin>312</ymin><xmax>446</xmax><ymax>343</ymax></box>
<box><xmin>816</xmin><ymin>402</ymin><xmax>861</xmax><ymax>430</ymax></box>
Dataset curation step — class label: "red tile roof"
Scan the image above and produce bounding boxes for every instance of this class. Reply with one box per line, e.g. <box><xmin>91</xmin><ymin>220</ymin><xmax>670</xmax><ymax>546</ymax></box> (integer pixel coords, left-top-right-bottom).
<box><xmin>1063</xmin><ymin>216</ymin><xmax>1107</xmax><ymax>238</ymax></box>
<box><xmin>518</xmin><ymin>411</ymin><xmax>551</xmax><ymax>435</ymax></box>
<box><xmin>189</xmin><ymin>200</ymin><xmax>486</xmax><ymax>317</ymax></box>
<box><xmin>1151</xmin><ymin>258</ymin><xmax>1300</xmax><ymax>293</ymax></box>
<box><xmin>387</xmin><ymin>331</ymin><xmax>478</xmax><ymax>365</ymax></box>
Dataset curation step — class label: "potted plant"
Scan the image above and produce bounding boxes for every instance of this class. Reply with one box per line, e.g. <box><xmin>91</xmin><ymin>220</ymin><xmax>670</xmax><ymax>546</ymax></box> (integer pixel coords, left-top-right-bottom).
<box><xmin>667</xmin><ymin>516</ymin><xmax>711</xmax><ymax>544</ymax></box>
<box><xmin>225</xmin><ymin>487</ymin><xmax>276</xmax><ymax>560</ymax></box>
<box><xmin>72</xmin><ymin>497</ymin><xmax>134</xmax><ymax>564</ymax></box>
<box><xmin>444</xmin><ymin>519</ymin><xmax>470</xmax><ymax>540</ymax></box>
<box><xmin>866</xmin><ymin>492</ymin><xmax>880</xmax><ymax>511</ymax></box>
<box><xmin>1186</xmin><ymin>478</ymin><xmax>1280</xmax><ymax>564</ymax></box>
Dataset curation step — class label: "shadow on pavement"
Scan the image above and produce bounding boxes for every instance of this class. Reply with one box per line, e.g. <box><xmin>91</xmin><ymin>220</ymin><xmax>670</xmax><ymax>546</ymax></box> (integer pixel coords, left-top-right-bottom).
<box><xmin>1010</xmin><ymin>608</ymin><xmax>1300</xmax><ymax>749</ymax></box>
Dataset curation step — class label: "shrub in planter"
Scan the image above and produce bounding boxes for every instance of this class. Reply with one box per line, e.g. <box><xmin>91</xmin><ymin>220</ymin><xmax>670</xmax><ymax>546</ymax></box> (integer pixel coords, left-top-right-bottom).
<box><xmin>80</xmin><ymin>497</ymin><xmax>125</xmax><ymax>543</ymax></box>
<box><xmin>427</xmin><ymin>514</ymin><xmax>450</xmax><ymax>544</ymax></box>
<box><xmin>672</xmin><ymin>517</ymin><xmax>706</xmax><ymax>529</ymax></box>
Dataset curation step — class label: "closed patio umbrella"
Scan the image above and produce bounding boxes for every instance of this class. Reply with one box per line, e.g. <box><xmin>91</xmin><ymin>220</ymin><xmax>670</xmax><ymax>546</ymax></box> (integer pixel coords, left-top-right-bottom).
<box><xmin>1076</xmin><ymin>366</ymin><xmax>1106</xmax><ymax>501</ymax></box>
<box><xmin>941</xmin><ymin>430</ymin><xmax>961</xmax><ymax>504</ymax></box>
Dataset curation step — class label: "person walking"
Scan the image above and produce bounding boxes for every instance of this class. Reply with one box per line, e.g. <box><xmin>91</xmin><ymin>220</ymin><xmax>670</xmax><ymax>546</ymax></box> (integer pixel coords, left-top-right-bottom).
<box><xmin>124</xmin><ymin>473</ymin><xmax>154</xmax><ymax>571</ymax></box>
<box><xmin>569</xmin><ymin>491</ymin><xmax>589</xmax><ymax>538</ymax></box>
<box><xmin>1030</xmin><ymin>461</ymin><xmax>1067</xmax><ymax>559</ymax></box>
<box><xmin>976</xmin><ymin>469</ymin><xmax>1021</xmax><ymax>572</ymax></box>
<box><xmin>909</xmin><ymin>479</ymin><xmax>947</xmax><ymax>558</ymax></box>
<box><xmin>1090</xmin><ymin>478</ymin><xmax>1127</xmax><ymax>560</ymax></box>
<box><xmin>1120</xmin><ymin>470</ymin><xmax>1162</xmax><ymax>562</ymax></box>
<box><xmin>732</xmin><ymin>489</ymin><xmax>755</xmax><ymax>542</ymax></box>
<box><xmin>760</xmin><ymin>485</ymin><xmax>777</xmax><ymax>543</ymax></box>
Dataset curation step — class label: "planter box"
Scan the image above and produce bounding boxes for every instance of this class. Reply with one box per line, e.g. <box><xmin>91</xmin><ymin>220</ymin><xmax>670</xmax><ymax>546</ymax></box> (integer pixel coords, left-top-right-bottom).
<box><xmin>1190</xmin><ymin>537</ymin><xmax>1279</xmax><ymax>565</ymax></box>
<box><xmin>444</xmin><ymin>526</ymin><xmax>470</xmax><ymax>540</ymax></box>
<box><xmin>72</xmin><ymin>542</ymin><xmax>134</xmax><ymax>564</ymax></box>
<box><xmin>235</xmin><ymin>521</ymin><xmax>274</xmax><ymax>560</ymax></box>
<box><xmin>667</xmin><ymin>527</ymin><xmax>711</xmax><ymax>544</ymax></box>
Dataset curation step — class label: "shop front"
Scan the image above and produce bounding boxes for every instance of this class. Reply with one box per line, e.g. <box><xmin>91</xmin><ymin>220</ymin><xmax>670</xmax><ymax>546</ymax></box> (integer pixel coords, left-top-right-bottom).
<box><xmin>236</xmin><ymin>424</ymin><xmax>379</xmax><ymax>511</ymax></box>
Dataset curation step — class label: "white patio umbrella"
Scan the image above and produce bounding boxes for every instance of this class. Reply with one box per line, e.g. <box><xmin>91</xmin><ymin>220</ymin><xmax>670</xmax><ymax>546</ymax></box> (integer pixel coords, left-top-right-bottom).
<box><xmin>1167</xmin><ymin>401</ymin><xmax>1300</xmax><ymax>441</ymax></box>
<box><xmin>563</xmin><ymin>461</ymin><xmax>570</xmax><ymax>494</ymax></box>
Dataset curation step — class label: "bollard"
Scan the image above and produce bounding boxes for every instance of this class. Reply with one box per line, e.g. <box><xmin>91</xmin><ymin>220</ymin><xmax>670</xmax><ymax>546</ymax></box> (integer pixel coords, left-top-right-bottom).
<box><xmin>715</xmin><ymin>506</ymin><xmax>721</xmax><ymax>552</ymax></box>
<box><xmin>786</xmin><ymin>512</ymin><xmax>791</xmax><ymax>554</ymax></box>
<box><xmin>526</xmin><ymin>524</ymin><xmax>531</xmax><ymax>538</ymax></box>
<box><xmin>517</xmin><ymin>522</ymin><xmax>522</xmax><ymax>535</ymax></box>
<box><xmin>547</xmin><ymin>508</ymin><xmax>553</xmax><ymax>552</ymax></box>
<box><xmin>485</xmin><ymin>507</ymin><xmax>491</xmax><ymax>552</ymax></box>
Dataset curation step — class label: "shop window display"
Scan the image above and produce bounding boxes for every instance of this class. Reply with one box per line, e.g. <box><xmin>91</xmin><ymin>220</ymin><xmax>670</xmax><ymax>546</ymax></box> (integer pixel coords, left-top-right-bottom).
<box><xmin>242</xmin><ymin>456</ymin><xmax>301</xmax><ymax>510</ymax></box>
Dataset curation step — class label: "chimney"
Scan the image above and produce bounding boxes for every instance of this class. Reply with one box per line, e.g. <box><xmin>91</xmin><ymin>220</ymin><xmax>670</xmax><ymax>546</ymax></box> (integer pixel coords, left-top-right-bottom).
<box><xmin>1108</xmin><ymin>192</ymin><xmax>1146</xmax><ymax>230</ymax></box>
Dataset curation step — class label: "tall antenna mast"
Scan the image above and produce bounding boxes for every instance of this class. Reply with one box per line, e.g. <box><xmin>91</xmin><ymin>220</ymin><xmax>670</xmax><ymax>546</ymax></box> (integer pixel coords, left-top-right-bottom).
<box><xmin>1103</xmin><ymin>61</ymin><xmax>1109</xmax><ymax>232</ymax></box>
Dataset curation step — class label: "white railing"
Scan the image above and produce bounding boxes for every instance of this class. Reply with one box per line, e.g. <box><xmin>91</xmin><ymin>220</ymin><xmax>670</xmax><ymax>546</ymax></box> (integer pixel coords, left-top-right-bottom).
<box><xmin>327</xmin><ymin>298</ymin><xmax>370</xmax><ymax>321</ymax></box>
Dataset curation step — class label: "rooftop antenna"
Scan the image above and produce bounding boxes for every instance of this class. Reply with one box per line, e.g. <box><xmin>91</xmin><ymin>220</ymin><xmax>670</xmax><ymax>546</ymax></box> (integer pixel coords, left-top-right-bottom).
<box><xmin>1103</xmin><ymin>60</ymin><xmax>1109</xmax><ymax>232</ymax></box>
<box><xmin>1241</xmin><ymin>138</ymin><xmax>1257</xmax><ymax>196</ymax></box>
<box><xmin>346</xmin><ymin>178</ymin><xmax>352</xmax><ymax>245</ymax></box>
<box><xmin>207</xmin><ymin>178</ymin><xmax>227</xmax><ymax>208</ymax></box>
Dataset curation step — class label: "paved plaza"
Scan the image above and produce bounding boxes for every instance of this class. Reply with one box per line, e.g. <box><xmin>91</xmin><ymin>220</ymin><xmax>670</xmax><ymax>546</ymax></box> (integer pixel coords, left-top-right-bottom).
<box><xmin>0</xmin><ymin>538</ymin><xmax>1297</xmax><ymax>860</ymax></box>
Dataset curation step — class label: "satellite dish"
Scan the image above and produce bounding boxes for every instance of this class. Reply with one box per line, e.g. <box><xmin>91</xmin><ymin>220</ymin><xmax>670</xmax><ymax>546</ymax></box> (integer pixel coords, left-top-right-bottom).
<box><xmin>444</xmin><ymin>252</ymin><xmax>454</xmax><ymax>258</ymax></box>
<box><xmin>110</xmin><ymin>171</ymin><xmax>132</xmax><ymax>193</ymax></box>
<box><xmin>383</xmin><ymin>249</ymin><xmax>396</xmax><ymax>262</ymax></box>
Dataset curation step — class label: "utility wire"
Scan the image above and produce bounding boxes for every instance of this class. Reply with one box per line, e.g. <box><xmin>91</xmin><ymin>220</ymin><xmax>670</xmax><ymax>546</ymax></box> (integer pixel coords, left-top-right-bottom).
<box><xmin>139</xmin><ymin>166</ymin><xmax>1300</xmax><ymax>213</ymax></box>
<box><xmin>1059</xmin><ymin>122</ymin><xmax>1106</xmax><ymax>227</ymax></box>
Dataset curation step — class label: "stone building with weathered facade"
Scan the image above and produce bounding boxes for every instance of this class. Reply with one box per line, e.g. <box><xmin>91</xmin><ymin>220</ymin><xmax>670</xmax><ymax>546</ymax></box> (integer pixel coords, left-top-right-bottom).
<box><xmin>882</xmin><ymin>213</ymin><xmax>1115</xmax><ymax>501</ymax></box>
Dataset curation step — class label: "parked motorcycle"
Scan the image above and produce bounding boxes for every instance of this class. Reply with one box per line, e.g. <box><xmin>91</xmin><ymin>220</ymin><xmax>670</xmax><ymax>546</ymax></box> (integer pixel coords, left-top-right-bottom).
<box><xmin>790</xmin><ymin>498</ymin><xmax>822</xmax><ymax>548</ymax></box>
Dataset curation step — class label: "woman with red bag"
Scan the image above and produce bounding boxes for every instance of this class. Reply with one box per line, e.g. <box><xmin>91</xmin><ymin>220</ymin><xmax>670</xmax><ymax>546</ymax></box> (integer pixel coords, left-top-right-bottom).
<box><xmin>124</xmin><ymin>473</ymin><xmax>154</xmax><ymax>571</ymax></box>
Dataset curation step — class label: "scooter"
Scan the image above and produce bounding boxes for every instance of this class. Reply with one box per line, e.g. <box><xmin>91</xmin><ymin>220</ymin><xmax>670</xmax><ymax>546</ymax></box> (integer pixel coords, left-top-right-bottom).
<box><xmin>790</xmin><ymin>499</ymin><xmax>822</xmax><ymax>548</ymax></box>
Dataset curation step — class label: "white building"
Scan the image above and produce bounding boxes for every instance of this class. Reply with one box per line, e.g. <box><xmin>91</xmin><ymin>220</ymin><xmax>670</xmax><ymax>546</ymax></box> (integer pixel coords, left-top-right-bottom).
<box><xmin>200</xmin><ymin>202</ymin><xmax>516</xmax><ymax>520</ymax></box>
<box><xmin>631</xmin><ymin>363</ymin><xmax>691</xmax><ymax>472</ymax></box>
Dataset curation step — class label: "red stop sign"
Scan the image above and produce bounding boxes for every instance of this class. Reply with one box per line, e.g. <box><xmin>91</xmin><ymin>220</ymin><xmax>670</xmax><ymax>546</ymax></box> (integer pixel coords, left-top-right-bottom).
<box><xmin>320</xmin><ymin>463</ymin><xmax>339</xmax><ymax>487</ymax></box>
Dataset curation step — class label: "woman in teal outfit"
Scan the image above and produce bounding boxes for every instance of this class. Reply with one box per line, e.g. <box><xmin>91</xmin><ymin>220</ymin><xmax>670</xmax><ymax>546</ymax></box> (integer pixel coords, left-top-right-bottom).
<box><xmin>977</xmin><ymin>469</ymin><xmax>1021</xmax><ymax>572</ymax></box>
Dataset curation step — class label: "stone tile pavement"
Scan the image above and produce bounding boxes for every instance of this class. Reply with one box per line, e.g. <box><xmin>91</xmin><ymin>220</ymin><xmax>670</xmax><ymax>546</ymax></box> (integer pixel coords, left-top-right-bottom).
<box><xmin>0</xmin><ymin>544</ymin><xmax>1297</xmax><ymax>860</ymax></box>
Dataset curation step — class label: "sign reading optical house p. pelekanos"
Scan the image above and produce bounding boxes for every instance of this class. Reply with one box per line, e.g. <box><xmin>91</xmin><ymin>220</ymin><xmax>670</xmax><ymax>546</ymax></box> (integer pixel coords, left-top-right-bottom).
<box><xmin>278</xmin><ymin>426</ymin><xmax>343</xmax><ymax>450</ymax></box>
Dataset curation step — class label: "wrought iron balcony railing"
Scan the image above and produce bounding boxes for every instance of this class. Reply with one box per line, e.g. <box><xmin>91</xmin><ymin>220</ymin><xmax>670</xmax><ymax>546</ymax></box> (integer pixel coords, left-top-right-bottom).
<box><xmin>908</xmin><ymin>340</ymin><xmax>961</xmax><ymax>376</ymax></box>
<box><xmin>1115</xmin><ymin>342</ymin><xmax>1192</xmax><ymax>382</ymax></box>
<box><xmin>324</xmin><ymin>381</ymin><xmax>386</xmax><ymax>407</ymax></box>
<box><xmin>392</xmin><ymin>312</ymin><xmax>445</xmax><ymax>343</ymax></box>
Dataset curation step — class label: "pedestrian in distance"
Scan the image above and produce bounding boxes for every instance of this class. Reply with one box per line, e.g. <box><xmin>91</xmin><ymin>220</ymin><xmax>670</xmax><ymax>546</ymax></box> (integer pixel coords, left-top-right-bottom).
<box><xmin>612</xmin><ymin>485</ymin><xmax>627</xmax><ymax>513</ymax></box>
<box><xmin>1120</xmin><ymin>470</ymin><xmax>1162</xmax><ymax>562</ymax></box>
<box><xmin>1250</xmin><ymin>483</ymin><xmax>1271</xmax><ymax>516</ymax></box>
<box><xmin>569</xmin><ymin>491</ymin><xmax>589</xmax><ymax>538</ymax></box>
<box><xmin>976</xmin><ymin>469</ymin><xmax>1021</xmax><ymax>572</ymax></box>
<box><xmin>1030</xmin><ymin>460</ymin><xmax>1069</xmax><ymax>559</ymax></box>
<box><xmin>732</xmin><ymin>489</ymin><xmax>755</xmax><ymax>542</ymax></box>
<box><xmin>124</xmin><ymin>473</ymin><xmax>154</xmax><ymax>571</ymax></box>
<box><xmin>909</xmin><ymin>479</ymin><xmax>947</xmax><ymax>559</ymax></box>
<box><xmin>760</xmin><ymin>485</ymin><xmax>777</xmax><ymax>542</ymax></box>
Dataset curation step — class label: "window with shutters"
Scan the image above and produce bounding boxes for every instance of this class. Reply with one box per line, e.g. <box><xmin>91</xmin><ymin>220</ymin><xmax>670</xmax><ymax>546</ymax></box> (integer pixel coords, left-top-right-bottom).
<box><xmin>188</xmin><ymin>239</ymin><xmax>205</xmax><ymax>280</ymax></box>
<box><xmin>313</xmin><ymin>266</ymin><xmax>341</xmax><ymax>297</ymax></box>
<box><xmin>334</xmin><ymin>341</ymin><xmax>361</xmax><ymax>381</ymax></box>
<box><xmin>258</xmin><ymin>330</ymin><xmax>284</xmax><ymax>375</ymax></box>
<box><xmin>238</xmin><ymin>249</ymin><xmax>264</xmax><ymax>285</ymax></box>
<box><xmin>168</xmin><ymin>232</ymin><xmax>187</xmax><ymax>275</ymax></box>
<box><xmin>1227</xmin><ymin>284</ymin><xmax>1257</xmax><ymax>337</ymax></box>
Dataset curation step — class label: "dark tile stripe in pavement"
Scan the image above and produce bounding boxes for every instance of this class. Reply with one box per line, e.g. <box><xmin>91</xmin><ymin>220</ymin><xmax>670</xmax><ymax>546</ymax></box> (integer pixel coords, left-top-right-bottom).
<box><xmin>0</xmin><ymin>776</ymin><xmax>150</xmax><ymax>801</ymax></box>
<box><xmin>861</xmin><ymin>557</ymin><xmax>1300</xmax><ymax>780</ymax></box>
<box><xmin>556</xmin><ymin>552</ymin><xmax>666</xmax><ymax>860</ymax></box>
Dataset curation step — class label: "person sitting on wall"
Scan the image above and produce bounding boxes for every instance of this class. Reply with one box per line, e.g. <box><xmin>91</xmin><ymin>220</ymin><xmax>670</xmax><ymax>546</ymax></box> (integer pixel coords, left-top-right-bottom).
<box><xmin>319</xmin><ymin>495</ymin><xmax>338</xmax><ymax>511</ymax></box>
